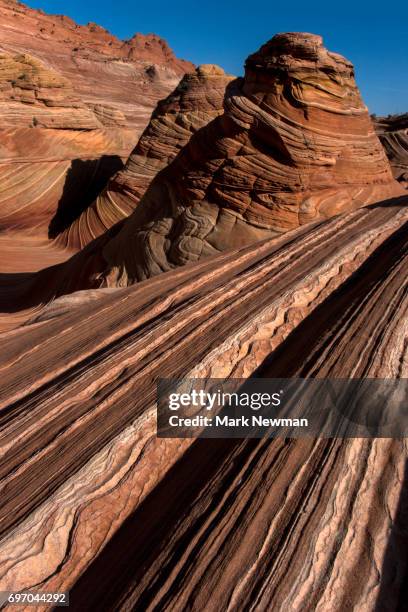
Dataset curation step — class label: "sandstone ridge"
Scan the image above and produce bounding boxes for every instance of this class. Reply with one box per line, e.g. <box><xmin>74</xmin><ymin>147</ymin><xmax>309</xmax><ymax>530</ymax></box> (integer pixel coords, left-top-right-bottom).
<box><xmin>53</xmin><ymin>64</ymin><xmax>235</xmax><ymax>248</ymax></box>
<box><xmin>0</xmin><ymin>0</ymin><xmax>193</xmax><ymax>261</ymax></box>
<box><xmin>76</xmin><ymin>32</ymin><xmax>403</xmax><ymax>285</ymax></box>
<box><xmin>0</xmin><ymin>199</ymin><xmax>407</xmax><ymax>607</ymax></box>
<box><xmin>375</xmin><ymin>113</ymin><xmax>408</xmax><ymax>189</ymax></box>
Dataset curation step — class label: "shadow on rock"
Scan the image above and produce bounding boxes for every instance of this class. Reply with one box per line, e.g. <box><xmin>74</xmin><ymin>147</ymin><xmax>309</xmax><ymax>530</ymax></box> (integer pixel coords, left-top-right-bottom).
<box><xmin>48</xmin><ymin>155</ymin><xmax>124</xmax><ymax>238</ymax></box>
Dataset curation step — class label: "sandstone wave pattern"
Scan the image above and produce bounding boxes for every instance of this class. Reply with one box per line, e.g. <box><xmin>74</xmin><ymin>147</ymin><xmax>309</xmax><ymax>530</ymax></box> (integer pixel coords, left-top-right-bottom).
<box><xmin>0</xmin><ymin>0</ymin><xmax>192</xmax><ymax>131</ymax></box>
<box><xmin>78</xmin><ymin>32</ymin><xmax>404</xmax><ymax>285</ymax></box>
<box><xmin>0</xmin><ymin>196</ymin><xmax>407</xmax><ymax>609</ymax></box>
<box><xmin>0</xmin><ymin>17</ymin><xmax>407</xmax><ymax>609</ymax></box>
<box><xmin>53</xmin><ymin>64</ymin><xmax>235</xmax><ymax>249</ymax></box>
<box><xmin>375</xmin><ymin>113</ymin><xmax>408</xmax><ymax>189</ymax></box>
<box><xmin>0</xmin><ymin>0</ymin><xmax>192</xmax><ymax>270</ymax></box>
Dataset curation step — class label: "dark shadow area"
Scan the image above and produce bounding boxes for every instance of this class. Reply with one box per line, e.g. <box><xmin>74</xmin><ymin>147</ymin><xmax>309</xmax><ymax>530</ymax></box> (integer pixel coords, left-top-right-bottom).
<box><xmin>375</xmin><ymin>460</ymin><xmax>408</xmax><ymax>612</ymax></box>
<box><xmin>69</xmin><ymin>437</ymin><xmax>255</xmax><ymax>610</ymax></box>
<box><xmin>366</xmin><ymin>194</ymin><xmax>408</xmax><ymax>210</ymax></box>
<box><xmin>48</xmin><ymin>155</ymin><xmax>124</xmax><ymax>238</ymax></box>
<box><xmin>0</xmin><ymin>219</ymin><xmax>125</xmax><ymax>314</ymax></box>
<box><xmin>0</xmin><ymin>271</ymin><xmax>40</xmax><ymax>312</ymax></box>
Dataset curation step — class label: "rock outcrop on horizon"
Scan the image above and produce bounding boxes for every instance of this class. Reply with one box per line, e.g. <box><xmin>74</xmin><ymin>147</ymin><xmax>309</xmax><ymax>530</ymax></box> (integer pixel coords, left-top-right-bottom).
<box><xmin>375</xmin><ymin>113</ymin><xmax>408</xmax><ymax>189</ymax></box>
<box><xmin>51</xmin><ymin>64</ymin><xmax>235</xmax><ymax>249</ymax></box>
<box><xmin>0</xmin><ymin>0</ymin><xmax>192</xmax><ymax>252</ymax></box>
<box><xmin>0</xmin><ymin>0</ymin><xmax>192</xmax><ymax>126</ymax></box>
<box><xmin>63</xmin><ymin>32</ymin><xmax>403</xmax><ymax>286</ymax></box>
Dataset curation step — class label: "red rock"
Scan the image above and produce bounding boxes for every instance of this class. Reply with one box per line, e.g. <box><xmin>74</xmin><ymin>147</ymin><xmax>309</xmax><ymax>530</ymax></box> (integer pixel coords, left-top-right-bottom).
<box><xmin>83</xmin><ymin>33</ymin><xmax>404</xmax><ymax>285</ymax></box>
<box><xmin>52</xmin><ymin>64</ymin><xmax>235</xmax><ymax>248</ymax></box>
<box><xmin>0</xmin><ymin>14</ymin><xmax>407</xmax><ymax>607</ymax></box>
<box><xmin>0</xmin><ymin>200</ymin><xmax>407</xmax><ymax>606</ymax></box>
<box><xmin>0</xmin><ymin>0</ymin><xmax>192</xmax><ymax>134</ymax></box>
<box><xmin>375</xmin><ymin>113</ymin><xmax>408</xmax><ymax>189</ymax></box>
<box><xmin>0</xmin><ymin>0</ymin><xmax>193</xmax><ymax>252</ymax></box>
<box><xmin>0</xmin><ymin>51</ymin><xmax>100</xmax><ymax>129</ymax></box>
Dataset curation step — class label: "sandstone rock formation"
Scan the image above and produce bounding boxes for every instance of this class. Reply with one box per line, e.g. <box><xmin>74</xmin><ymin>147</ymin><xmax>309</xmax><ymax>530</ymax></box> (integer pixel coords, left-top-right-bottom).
<box><xmin>375</xmin><ymin>113</ymin><xmax>408</xmax><ymax>189</ymax></box>
<box><xmin>0</xmin><ymin>0</ymin><xmax>192</xmax><ymax>266</ymax></box>
<box><xmin>62</xmin><ymin>32</ymin><xmax>403</xmax><ymax>286</ymax></box>
<box><xmin>0</xmin><ymin>0</ymin><xmax>192</xmax><ymax>129</ymax></box>
<box><xmin>0</xmin><ymin>49</ymin><xmax>122</xmax><ymax>236</ymax></box>
<box><xmin>0</xmin><ymin>197</ymin><xmax>407</xmax><ymax>609</ymax></box>
<box><xmin>0</xmin><ymin>13</ymin><xmax>406</xmax><ymax>607</ymax></box>
<box><xmin>0</xmin><ymin>51</ymin><xmax>100</xmax><ymax>129</ymax></box>
<box><xmin>52</xmin><ymin>64</ymin><xmax>234</xmax><ymax>249</ymax></box>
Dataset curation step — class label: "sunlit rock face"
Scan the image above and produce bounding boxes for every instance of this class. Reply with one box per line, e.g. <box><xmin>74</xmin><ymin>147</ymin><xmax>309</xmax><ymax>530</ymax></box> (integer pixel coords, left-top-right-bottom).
<box><xmin>54</xmin><ymin>64</ymin><xmax>235</xmax><ymax>249</ymax></box>
<box><xmin>0</xmin><ymin>51</ymin><xmax>101</xmax><ymax>129</ymax></box>
<box><xmin>95</xmin><ymin>32</ymin><xmax>403</xmax><ymax>285</ymax></box>
<box><xmin>0</xmin><ymin>0</ymin><xmax>193</xmax><ymax>241</ymax></box>
<box><xmin>375</xmin><ymin>114</ymin><xmax>408</xmax><ymax>190</ymax></box>
<box><xmin>1</xmin><ymin>200</ymin><xmax>408</xmax><ymax>607</ymax></box>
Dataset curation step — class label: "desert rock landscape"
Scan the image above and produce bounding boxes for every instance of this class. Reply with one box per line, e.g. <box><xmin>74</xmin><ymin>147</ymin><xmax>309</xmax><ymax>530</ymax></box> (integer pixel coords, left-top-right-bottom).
<box><xmin>0</xmin><ymin>1</ymin><xmax>407</xmax><ymax>611</ymax></box>
<box><xmin>0</xmin><ymin>0</ymin><xmax>192</xmax><ymax>271</ymax></box>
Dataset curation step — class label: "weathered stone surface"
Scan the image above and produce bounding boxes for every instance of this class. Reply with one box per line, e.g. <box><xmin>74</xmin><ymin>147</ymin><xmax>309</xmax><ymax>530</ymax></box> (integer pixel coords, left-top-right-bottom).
<box><xmin>375</xmin><ymin>113</ymin><xmax>408</xmax><ymax>189</ymax></box>
<box><xmin>0</xmin><ymin>0</ymin><xmax>192</xmax><ymax>252</ymax></box>
<box><xmin>0</xmin><ymin>200</ymin><xmax>407</xmax><ymax>608</ymax></box>
<box><xmin>78</xmin><ymin>33</ymin><xmax>403</xmax><ymax>285</ymax></box>
<box><xmin>53</xmin><ymin>64</ymin><xmax>234</xmax><ymax>248</ymax></box>
<box><xmin>0</xmin><ymin>51</ymin><xmax>101</xmax><ymax>128</ymax></box>
<box><xmin>0</xmin><ymin>0</ymin><xmax>192</xmax><ymax>127</ymax></box>
<box><xmin>0</xmin><ymin>13</ymin><xmax>407</xmax><ymax>609</ymax></box>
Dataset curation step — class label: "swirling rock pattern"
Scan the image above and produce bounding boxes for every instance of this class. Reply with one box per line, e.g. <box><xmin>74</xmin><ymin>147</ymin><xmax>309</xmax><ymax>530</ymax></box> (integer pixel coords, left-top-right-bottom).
<box><xmin>90</xmin><ymin>32</ymin><xmax>404</xmax><ymax>285</ymax></box>
<box><xmin>55</xmin><ymin>65</ymin><xmax>234</xmax><ymax>249</ymax></box>
<box><xmin>0</xmin><ymin>198</ymin><xmax>407</xmax><ymax>609</ymax></box>
<box><xmin>0</xmin><ymin>0</ymin><xmax>192</xmax><ymax>261</ymax></box>
<box><xmin>375</xmin><ymin>114</ymin><xmax>408</xmax><ymax>189</ymax></box>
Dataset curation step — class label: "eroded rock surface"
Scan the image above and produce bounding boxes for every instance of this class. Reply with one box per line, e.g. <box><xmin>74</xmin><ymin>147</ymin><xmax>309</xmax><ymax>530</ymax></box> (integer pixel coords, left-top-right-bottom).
<box><xmin>0</xmin><ymin>51</ymin><xmax>100</xmax><ymax>129</ymax></box>
<box><xmin>0</xmin><ymin>14</ymin><xmax>406</xmax><ymax>609</ymax></box>
<box><xmin>83</xmin><ymin>32</ymin><xmax>403</xmax><ymax>285</ymax></box>
<box><xmin>0</xmin><ymin>0</ymin><xmax>192</xmax><ymax>262</ymax></box>
<box><xmin>375</xmin><ymin>113</ymin><xmax>408</xmax><ymax>189</ymax></box>
<box><xmin>54</xmin><ymin>64</ymin><xmax>234</xmax><ymax>248</ymax></box>
<box><xmin>0</xmin><ymin>199</ymin><xmax>407</xmax><ymax>609</ymax></box>
<box><xmin>0</xmin><ymin>0</ymin><xmax>192</xmax><ymax>129</ymax></box>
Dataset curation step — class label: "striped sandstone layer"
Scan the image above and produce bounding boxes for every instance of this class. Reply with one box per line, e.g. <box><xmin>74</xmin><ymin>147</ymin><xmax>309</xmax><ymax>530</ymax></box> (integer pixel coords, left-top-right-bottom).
<box><xmin>0</xmin><ymin>49</ymin><xmax>126</xmax><ymax>238</ymax></box>
<box><xmin>0</xmin><ymin>0</ymin><xmax>192</xmax><ymax>267</ymax></box>
<box><xmin>52</xmin><ymin>65</ymin><xmax>235</xmax><ymax>249</ymax></box>
<box><xmin>375</xmin><ymin>114</ymin><xmax>408</xmax><ymax>189</ymax></box>
<box><xmin>0</xmin><ymin>0</ymin><xmax>192</xmax><ymax>129</ymax></box>
<box><xmin>0</xmin><ymin>197</ymin><xmax>407</xmax><ymax>609</ymax></box>
<box><xmin>69</xmin><ymin>32</ymin><xmax>404</xmax><ymax>286</ymax></box>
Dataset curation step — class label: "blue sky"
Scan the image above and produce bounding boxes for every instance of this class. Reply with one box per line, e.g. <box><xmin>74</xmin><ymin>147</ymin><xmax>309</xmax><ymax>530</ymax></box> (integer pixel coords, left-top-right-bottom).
<box><xmin>26</xmin><ymin>0</ymin><xmax>407</xmax><ymax>115</ymax></box>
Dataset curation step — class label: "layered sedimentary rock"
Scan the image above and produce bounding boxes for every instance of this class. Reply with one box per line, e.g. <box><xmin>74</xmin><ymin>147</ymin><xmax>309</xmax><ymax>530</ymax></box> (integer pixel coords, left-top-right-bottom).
<box><xmin>0</xmin><ymin>0</ymin><xmax>192</xmax><ymax>129</ymax></box>
<box><xmin>73</xmin><ymin>32</ymin><xmax>403</xmax><ymax>285</ymax></box>
<box><xmin>375</xmin><ymin>113</ymin><xmax>408</xmax><ymax>189</ymax></box>
<box><xmin>0</xmin><ymin>51</ymin><xmax>101</xmax><ymax>129</ymax></box>
<box><xmin>0</xmin><ymin>197</ymin><xmax>407</xmax><ymax>609</ymax></box>
<box><xmin>0</xmin><ymin>0</ymin><xmax>192</xmax><ymax>258</ymax></box>
<box><xmin>0</xmin><ymin>50</ymin><xmax>124</xmax><ymax>236</ymax></box>
<box><xmin>52</xmin><ymin>64</ymin><xmax>234</xmax><ymax>249</ymax></box>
